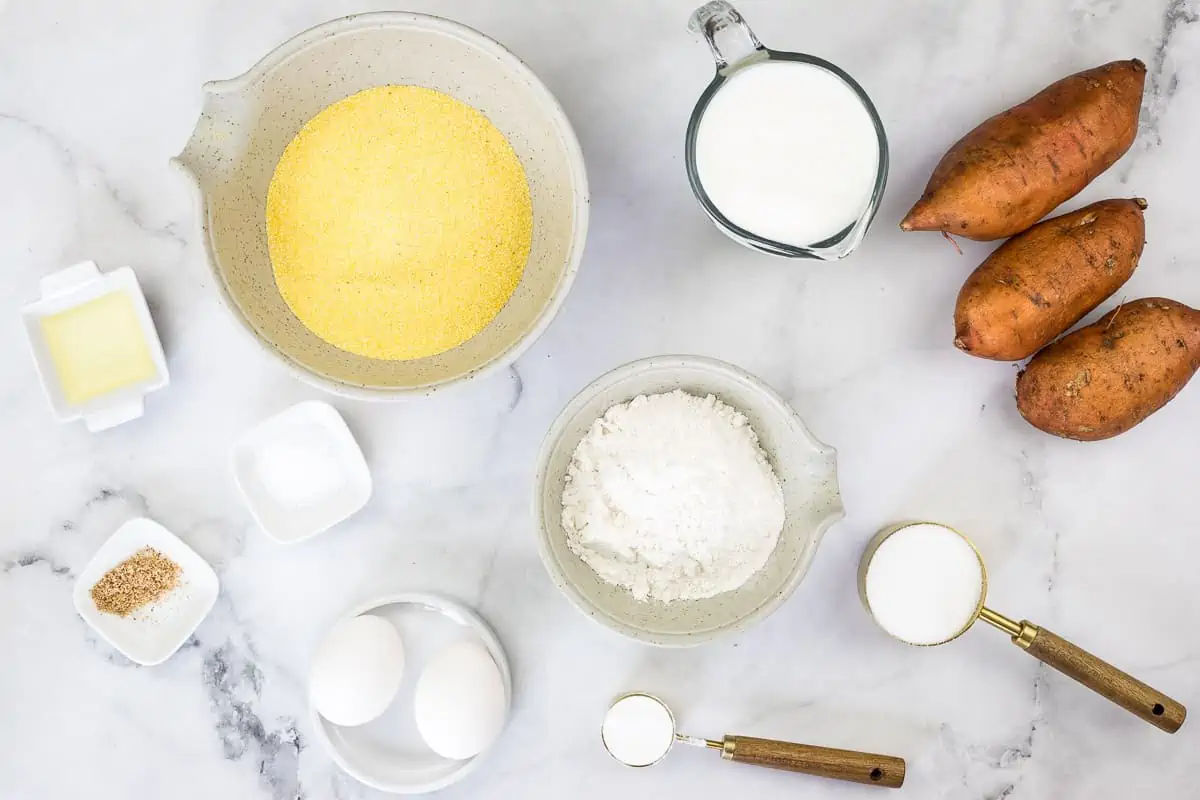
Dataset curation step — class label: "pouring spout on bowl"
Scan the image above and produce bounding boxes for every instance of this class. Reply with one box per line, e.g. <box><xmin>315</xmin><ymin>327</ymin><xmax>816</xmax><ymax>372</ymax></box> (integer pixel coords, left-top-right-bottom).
<box><xmin>173</xmin><ymin>80</ymin><xmax>257</xmax><ymax>190</ymax></box>
<box><xmin>801</xmin><ymin>436</ymin><xmax>845</xmax><ymax>542</ymax></box>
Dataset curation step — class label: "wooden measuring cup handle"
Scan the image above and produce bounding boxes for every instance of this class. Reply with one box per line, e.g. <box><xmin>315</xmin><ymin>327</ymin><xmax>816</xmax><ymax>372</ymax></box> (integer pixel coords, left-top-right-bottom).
<box><xmin>1019</xmin><ymin>624</ymin><xmax>1186</xmax><ymax>733</ymax></box>
<box><xmin>721</xmin><ymin>736</ymin><xmax>905</xmax><ymax>788</ymax></box>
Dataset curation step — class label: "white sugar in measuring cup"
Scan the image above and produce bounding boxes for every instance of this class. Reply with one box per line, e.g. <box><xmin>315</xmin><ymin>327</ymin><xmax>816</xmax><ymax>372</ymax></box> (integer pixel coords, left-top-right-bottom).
<box><xmin>601</xmin><ymin>693</ymin><xmax>905</xmax><ymax>788</ymax></box>
<box><xmin>859</xmin><ymin>522</ymin><xmax>1186</xmax><ymax>733</ymax></box>
<box><xmin>685</xmin><ymin>1</ymin><xmax>888</xmax><ymax>259</ymax></box>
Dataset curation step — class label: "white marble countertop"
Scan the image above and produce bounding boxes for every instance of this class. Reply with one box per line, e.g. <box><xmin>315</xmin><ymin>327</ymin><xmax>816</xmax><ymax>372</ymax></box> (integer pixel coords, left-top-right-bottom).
<box><xmin>3</xmin><ymin>1</ymin><xmax>1199</xmax><ymax>798</ymax></box>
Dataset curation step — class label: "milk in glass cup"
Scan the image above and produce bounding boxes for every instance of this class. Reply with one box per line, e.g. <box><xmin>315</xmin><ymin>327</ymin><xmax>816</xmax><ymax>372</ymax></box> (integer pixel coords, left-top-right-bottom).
<box><xmin>685</xmin><ymin>1</ymin><xmax>888</xmax><ymax>259</ymax></box>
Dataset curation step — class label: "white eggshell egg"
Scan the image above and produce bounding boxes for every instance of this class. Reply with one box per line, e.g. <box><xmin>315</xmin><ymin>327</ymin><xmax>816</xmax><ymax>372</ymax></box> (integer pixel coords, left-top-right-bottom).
<box><xmin>310</xmin><ymin>614</ymin><xmax>405</xmax><ymax>727</ymax></box>
<box><xmin>413</xmin><ymin>640</ymin><xmax>507</xmax><ymax>760</ymax></box>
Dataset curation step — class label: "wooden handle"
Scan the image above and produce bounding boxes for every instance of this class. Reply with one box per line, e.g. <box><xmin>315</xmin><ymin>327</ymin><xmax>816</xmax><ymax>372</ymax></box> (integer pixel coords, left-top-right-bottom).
<box><xmin>1020</xmin><ymin>624</ymin><xmax>1186</xmax><ymax>733</ymax></box>
<box><xmin>721</xmin><ymin>735</ymin><xmax>905</xmax><ymax>788</ymax></box>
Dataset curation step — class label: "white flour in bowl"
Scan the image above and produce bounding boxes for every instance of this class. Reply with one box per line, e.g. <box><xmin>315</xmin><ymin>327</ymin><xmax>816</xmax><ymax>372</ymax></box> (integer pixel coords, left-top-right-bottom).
<box><xmin>560</xmin><ymin>390</ymin><xmax>785</xmax><ymax>602</ymax></box>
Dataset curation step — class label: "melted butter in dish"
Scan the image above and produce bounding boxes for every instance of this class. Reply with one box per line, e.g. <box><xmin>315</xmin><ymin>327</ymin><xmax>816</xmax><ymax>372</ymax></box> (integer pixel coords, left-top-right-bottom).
<box><xmin>40</xmin><ymin>291</ymin><xmax>157</xmax><ymax>405</ymax></box>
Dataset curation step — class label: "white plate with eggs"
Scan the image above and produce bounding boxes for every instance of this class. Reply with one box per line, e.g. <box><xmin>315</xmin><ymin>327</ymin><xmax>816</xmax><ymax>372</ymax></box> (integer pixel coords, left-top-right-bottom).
<box><xmin>309</xmin><ymin>592</ymin><xmax>512</xmax><ymax>794</ymax></box>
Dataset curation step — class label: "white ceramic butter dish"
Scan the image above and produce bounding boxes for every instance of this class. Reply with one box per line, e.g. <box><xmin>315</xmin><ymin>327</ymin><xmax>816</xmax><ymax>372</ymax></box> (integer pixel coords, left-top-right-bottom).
<box><xmin>21</xmin><ymin>261</ymin><xmax>169</xmax><ymax>432</ymax></box>
<box><xmin>232</xmin><ymin>401</ymin><xmax>372</xmax><ymax>543</ymax></box>
<box><xmin>73</xmin><ymin>517</ymin><xmax>219</xmax><ymax>666</ymax></box>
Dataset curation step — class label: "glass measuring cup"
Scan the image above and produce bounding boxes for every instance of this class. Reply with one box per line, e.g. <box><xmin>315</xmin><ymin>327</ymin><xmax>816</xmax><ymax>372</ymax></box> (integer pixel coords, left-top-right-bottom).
<box><xmin>859</xmin><ymin>522</ymin><xmax>1187</xmax><ymax>733</ymax></box>
<box><xmin>601</xmin><ymin>692</ymin><xmax>906</xmax><ymax>787</ymax></box>
<box><xmin>685</xmin><ymin>1</ymin><xmax>889</xmax><ymax>260</ymax></box>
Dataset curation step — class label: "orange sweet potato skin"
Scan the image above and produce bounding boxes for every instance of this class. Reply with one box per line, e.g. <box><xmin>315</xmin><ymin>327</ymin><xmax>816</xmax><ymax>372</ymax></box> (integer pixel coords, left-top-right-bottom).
<box><xmin>954</xmin><ymin>198</ymin><xmax>1146</xmax><ymax>361</ymax></box>
<box><xmin>902</xmin><ymin>59</ymin><xmax>1146</xmax><ymax>241</ymax></box>
<box><xmin>1016</xmin><ymin>298</ymin><xmax>1200</xmax><ymax>441</ymax></box>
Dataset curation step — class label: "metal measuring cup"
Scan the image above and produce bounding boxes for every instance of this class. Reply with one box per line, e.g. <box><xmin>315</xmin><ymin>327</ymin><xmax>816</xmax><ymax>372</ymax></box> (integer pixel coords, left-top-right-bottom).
<box><xmin>602</xmin><ymin>692</ymin><xmax>905</xmax><ymax>788</ymax></box>
<box><xmin>684</xmin><ymin>1</ymin><xmax>889</xmax><ymax>260</ymax></box>
<box><xmin>859</xmin><ymin>522</ymin><xmax>1186</xmax><ymax>733</ymax></box>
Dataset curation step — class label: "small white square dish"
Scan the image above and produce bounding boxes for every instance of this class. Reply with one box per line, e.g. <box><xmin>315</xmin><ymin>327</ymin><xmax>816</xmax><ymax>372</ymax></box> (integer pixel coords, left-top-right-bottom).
<box><xmin>22</xmin><ymin>261</ymin><xmax>169</xmax><ymax>432</ymax></box>
<box><xmin>232</xmin><ymin>401</ymin><xmax>372</xmax><ymax>544</ymax></box>
<box><xmin>73</xmin><ymin>517</ymin><xmax>219</xmax><ymax>666</ymax></box>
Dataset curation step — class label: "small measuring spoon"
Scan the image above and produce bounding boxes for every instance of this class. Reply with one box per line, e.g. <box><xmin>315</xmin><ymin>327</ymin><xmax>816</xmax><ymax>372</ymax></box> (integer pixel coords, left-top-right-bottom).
<box><xmin>859</xmin><ymin>522</ymin><xmax>1186</xmax><ymax>733</ymax></box>
<box><xmin>601</xmin><ymin>693</ymin><xmax>905</xmax><ymax>788</ymax></box>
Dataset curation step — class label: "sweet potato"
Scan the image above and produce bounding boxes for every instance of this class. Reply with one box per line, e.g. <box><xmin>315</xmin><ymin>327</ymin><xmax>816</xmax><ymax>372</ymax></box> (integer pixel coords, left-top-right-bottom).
<box><xmin>1016</xmin><ymin>298</ymin><xmax>1200</xmax><ymax>440</ymax></box>
<box><xmin>901</xmin><ymin>59</ymin><xmax>1146</xmax><ymax>241</ymax></box>
<box><xmin>955</xmin><ymin>198</ymin><xmax>1146</xmax><ymax>361</ymax></box>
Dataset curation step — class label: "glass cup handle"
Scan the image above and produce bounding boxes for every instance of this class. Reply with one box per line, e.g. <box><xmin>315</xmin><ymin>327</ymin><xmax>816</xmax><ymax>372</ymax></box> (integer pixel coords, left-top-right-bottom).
<box><xmin>688</xmin><ymin>1</ymin><xmax>765</xmax><ymax>71</ymax></box>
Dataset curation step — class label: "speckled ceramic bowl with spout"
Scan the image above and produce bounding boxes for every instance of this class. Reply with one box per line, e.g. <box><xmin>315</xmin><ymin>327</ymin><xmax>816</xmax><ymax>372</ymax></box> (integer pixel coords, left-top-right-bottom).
<box><xmin>534</xmin><ymin>355</ymin><xmax>844</xmax><ymax>646</ymax></box>
<box><xmin>174</xmin><ymin>12</ymin><xmax>588</xmax><ymax>399</ymax></box>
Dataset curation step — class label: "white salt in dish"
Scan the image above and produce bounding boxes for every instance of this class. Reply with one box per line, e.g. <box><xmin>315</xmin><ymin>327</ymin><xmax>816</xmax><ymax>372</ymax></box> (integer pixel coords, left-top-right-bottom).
<box><xmin>232</xmin><ymin>401</ymin><xmax>371</xmax><ymax>543</ymax></box>
<box><xmin>73</xmin><ymin>517</ymin><xmax>219</xmax><ymax>666</ymax></box>
<box><xmin>858</xmin><ymin>522</ymin><xmax>986</xmax><ymax>646</ymax></box>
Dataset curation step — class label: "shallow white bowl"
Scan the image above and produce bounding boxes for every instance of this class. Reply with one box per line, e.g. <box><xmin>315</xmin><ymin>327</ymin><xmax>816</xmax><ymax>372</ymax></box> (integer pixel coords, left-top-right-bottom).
<box><xmin>74</xmin><ymin>518</ymin><xmax>219</xmax><ymax>665</ymax></box>
<box><xmin>534</xmin><ymin>355</ymin><xmax>844</xmax><ymax>646</ymax></box>
<box><xmin>174</xmin><ymin>12</ymin><xmax>588</xmax><ymax>399</ymax></box>
<box><xmin>309</xmin><ymin>593</ymin><xmax>512</xmax><ymax>795</ymax></box>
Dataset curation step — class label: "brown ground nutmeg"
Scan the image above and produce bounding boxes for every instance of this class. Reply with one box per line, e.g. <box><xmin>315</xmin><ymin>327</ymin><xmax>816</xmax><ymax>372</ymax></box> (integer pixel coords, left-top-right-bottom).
<box><xmin>90</xmin><ymin>546</ymin><xmax>180</xmax><ymax>616</ymax></box>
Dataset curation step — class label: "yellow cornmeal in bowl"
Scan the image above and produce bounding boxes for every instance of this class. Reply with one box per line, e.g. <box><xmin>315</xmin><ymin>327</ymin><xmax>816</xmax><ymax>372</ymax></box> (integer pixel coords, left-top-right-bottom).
<box><xmin>266</xmin><ymin>86</ymin><xmax>533</xmax><ymax>361</ymax></box>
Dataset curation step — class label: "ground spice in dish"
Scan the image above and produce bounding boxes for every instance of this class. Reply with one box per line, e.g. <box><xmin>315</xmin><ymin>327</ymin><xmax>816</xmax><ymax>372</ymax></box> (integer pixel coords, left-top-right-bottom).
<box><xmin>90</xmin><ymin>547</ymin><xmax>180</xmax><ymax>617</ymax></box>
<box><xmin>266</xmin><ymin>85</ymin><xmax>533</xmax><ymax>361</ymax></box>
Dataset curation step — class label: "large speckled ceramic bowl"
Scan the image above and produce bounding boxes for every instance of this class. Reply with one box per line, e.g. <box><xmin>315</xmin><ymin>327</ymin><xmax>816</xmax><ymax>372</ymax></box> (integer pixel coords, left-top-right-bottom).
<box><xmin>174</xmin><ymin>12</ymin><xmax>588</xmax><ymax>399</ymax></box>
<box><xmin>534</xmin><ymin>356</ymin><xmax>844</xmax><ymax>646</ymax></box>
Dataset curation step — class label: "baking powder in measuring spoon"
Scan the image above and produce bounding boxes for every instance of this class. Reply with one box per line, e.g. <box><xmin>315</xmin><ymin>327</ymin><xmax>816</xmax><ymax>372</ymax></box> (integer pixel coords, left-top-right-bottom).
<box><xmin>602</xmin><ymin>694</ymin><xmax>676</xmax><ymax>767</ymax></box>
<box><xmin>694</xmin><ymin>61</ymin><xmax>880</xmax><ymax>247</ymax></box>
<box><xmin>863</xmin><ymin>523</ymin><xmax>985</xmax><ymax>645</ymax></box>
